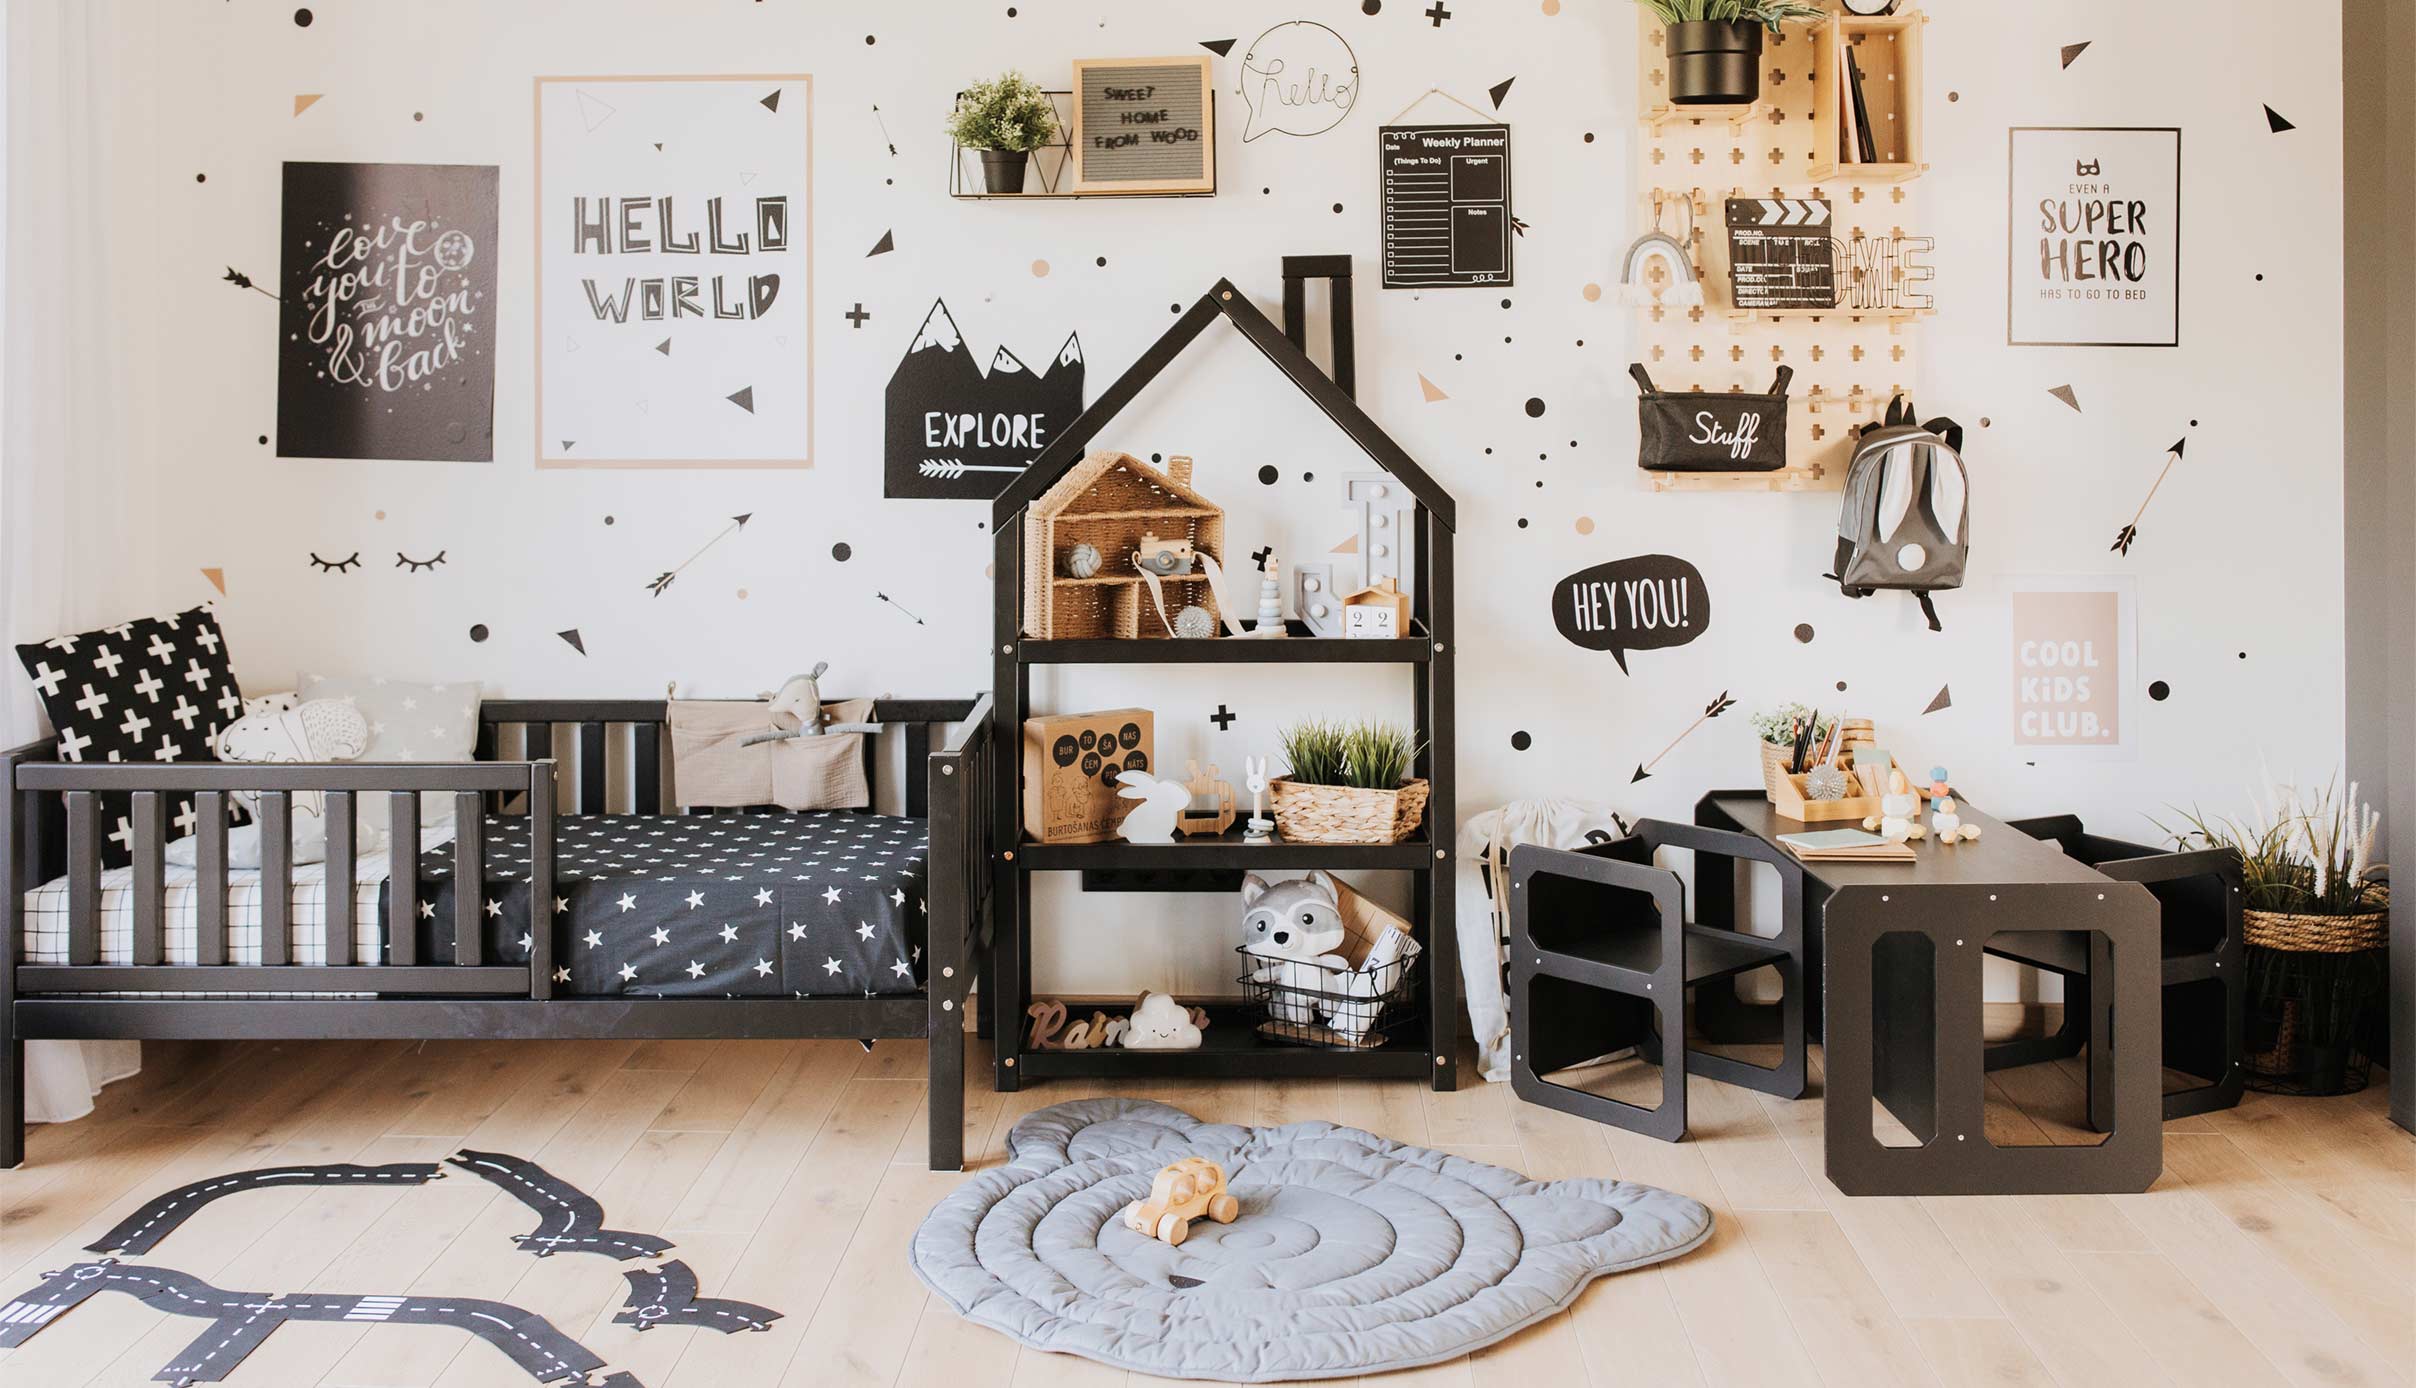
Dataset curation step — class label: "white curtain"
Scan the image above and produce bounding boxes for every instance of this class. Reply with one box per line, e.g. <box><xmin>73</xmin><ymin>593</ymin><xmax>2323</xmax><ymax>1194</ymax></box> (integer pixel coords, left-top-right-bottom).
<box><xmin>3</xmin><ymin>0</ymin><xmax>153</xmax><ymax>1124</ymax></box>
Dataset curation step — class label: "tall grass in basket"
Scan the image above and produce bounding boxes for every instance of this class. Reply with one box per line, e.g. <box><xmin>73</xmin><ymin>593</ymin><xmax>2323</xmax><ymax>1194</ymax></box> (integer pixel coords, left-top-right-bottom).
<box><xmin>1277</xmin><ymin>720</ymin><xmax>1423</xmax><ymax>790</ymax></box>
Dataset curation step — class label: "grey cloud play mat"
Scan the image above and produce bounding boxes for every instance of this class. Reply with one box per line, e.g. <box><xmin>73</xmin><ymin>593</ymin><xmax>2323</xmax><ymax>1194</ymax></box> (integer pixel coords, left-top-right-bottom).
<box><xmin>909</xmin><ymin>1098</ymin><xmax>1714</xmax><ymax>1381</ymax></box>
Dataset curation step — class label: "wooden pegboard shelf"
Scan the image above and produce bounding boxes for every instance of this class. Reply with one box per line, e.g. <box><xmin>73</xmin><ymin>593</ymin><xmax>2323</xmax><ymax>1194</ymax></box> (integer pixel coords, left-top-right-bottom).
<box><xmin>1631</xmin><ymin>9</ymin><xmax>1928</xmax><ymax>493</ymax></box>
<box><xmin>1642</xmin><ymin>99</ymin><xmax>1771</xmax><ymax>134</ymax></box>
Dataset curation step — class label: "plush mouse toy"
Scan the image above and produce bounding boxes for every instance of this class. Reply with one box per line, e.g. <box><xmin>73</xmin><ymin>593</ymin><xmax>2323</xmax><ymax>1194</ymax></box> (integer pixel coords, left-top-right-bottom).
<box><xmin>739</xmin><ymin>662</ymin><xmax>883</xmax><ymax>746</ymax></box>
<box><xmin>1241</xmin><ymin>871</ymin><xmax>1352</xmax><ymax>1026</ymax></box>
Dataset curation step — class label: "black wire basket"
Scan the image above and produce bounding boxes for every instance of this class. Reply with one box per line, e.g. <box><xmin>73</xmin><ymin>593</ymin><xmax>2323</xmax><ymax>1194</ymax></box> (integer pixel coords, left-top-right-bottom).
<box><xmin>1235</xmin><ymin>947</ymin><xmax>1419</xmax><ymax>1050</ymax></box>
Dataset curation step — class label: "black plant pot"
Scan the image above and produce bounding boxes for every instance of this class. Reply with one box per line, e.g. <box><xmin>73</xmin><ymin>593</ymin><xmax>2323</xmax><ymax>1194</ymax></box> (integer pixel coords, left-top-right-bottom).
<box><xmin>1666</xmin><ymin>20</ymin><xmax>1764</xmax><ymax>105</ymax></box>
<box><xmin>979</xmin><ymin>149</ymin><xmax>1030</xmax><ymax>195</ymax></box>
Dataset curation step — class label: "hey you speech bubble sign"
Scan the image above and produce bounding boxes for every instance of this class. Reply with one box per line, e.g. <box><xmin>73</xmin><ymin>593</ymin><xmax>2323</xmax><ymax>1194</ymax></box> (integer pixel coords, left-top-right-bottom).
<box><xmin>1238</xmin><ymin>20</ymin><xmax>1358</xmax><ymax>143</ymax></box>
<box><xmin>1553</xmin><ymin>554</ymin><xmax>1711</xmax><ymax>673</ymax></box>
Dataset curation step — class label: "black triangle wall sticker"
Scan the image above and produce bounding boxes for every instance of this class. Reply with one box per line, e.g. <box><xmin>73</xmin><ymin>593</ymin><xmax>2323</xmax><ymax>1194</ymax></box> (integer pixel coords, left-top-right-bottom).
<box><xmin>1200</xmin><ymin>38</ymin><xmax>1236</xmax><ymax>56</ymax></box>
<box><xmin>2264</xmin><ymin>104</ymin><xmax>2294</xmax><ymax>132</ymax></box>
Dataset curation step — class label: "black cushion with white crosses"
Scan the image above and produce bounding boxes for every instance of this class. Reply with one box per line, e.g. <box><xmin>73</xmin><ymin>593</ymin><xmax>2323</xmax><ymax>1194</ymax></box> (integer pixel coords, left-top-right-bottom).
<box><xmin>13</xmin><ymin>604</ymin><xmax>243</xmax><ymax>868</ymax></box>
<box><xmin>399</xmin><ymin>812</ymin><xmax>930</xmax><ymax>997</ymax></box>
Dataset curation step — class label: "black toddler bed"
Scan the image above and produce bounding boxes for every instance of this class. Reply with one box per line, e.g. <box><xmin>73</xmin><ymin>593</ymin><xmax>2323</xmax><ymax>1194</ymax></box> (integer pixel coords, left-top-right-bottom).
<box><xmin>1</xmin><ymin>696</ymin><xmax>995</xmax><ymax>1171</ymax></box>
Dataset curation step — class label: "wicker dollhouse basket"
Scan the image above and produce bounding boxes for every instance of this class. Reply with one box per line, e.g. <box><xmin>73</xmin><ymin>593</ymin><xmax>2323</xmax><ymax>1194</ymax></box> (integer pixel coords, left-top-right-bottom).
<box><xmin>1021</xmin><ymin>451</ymin><xmax>1223</xmax><ymax>640</ymax></box>
<box><xmin>1268</xmin><ymin>777</ymin><xmax>1431</xmax><ymax>845</ymax></box>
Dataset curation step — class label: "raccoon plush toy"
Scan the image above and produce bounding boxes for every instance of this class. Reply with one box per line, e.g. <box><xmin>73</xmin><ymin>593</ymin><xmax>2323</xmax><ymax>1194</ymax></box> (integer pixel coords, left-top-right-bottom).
<box><xmin>1240</xmin><ymin>871</ymin><xmax>1352</xmax><ymax>1026</ymax></box>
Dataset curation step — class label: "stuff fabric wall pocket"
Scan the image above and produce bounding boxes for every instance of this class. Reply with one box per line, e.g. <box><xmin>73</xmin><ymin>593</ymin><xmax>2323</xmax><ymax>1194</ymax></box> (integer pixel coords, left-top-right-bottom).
<box><xmin>1630</xmin><ymin>363</ymin><xmax>1790</xmax><ymax>472</ymax></box>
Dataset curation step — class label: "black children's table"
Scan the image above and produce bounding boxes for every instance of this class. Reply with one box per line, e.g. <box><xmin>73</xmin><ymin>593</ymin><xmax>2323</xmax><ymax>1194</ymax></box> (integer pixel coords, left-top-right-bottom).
<box><xmin>1696</xmin><ymin>792</ymin><xmax>2163</xmax><ymax>1196</ymax></box>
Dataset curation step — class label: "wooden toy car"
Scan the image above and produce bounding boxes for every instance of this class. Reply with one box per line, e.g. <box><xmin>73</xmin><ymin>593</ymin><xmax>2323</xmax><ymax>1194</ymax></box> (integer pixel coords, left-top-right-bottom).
<box><xmin>1120</xmin><ymin>1157</ymin><xmax>1240</xmax><ymax>1246</ymax></box>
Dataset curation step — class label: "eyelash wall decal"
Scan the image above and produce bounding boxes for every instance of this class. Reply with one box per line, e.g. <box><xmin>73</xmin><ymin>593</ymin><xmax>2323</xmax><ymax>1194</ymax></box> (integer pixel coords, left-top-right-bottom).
<box><xmin>395</xmin><ymin>550</ymin><xmax>449</xmax><ymax>572</ymax></box>
<box><xmin>308</xmin><ymin>551</ymin><xmax>361</xmax><ymax>573</ymax></box>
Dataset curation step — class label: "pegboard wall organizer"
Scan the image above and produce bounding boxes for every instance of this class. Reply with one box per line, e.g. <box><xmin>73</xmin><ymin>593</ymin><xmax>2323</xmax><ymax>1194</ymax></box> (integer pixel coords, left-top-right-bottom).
<box><xmin>1632</xmin><ymin>9</ymin><xmax>1929</xmax><ymax>494</ymax></box>
<box><xmin>948</xmin><ymin>90</ymin><xmax>1220</xmax><ymax>200</ymax></box>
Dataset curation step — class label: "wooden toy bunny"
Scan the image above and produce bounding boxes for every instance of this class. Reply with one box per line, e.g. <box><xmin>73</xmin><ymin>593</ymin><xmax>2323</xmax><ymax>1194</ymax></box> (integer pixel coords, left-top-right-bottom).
<box><xmin>1115</xmin><ymin>768</ymin><xmax>1191</xmax><ymax>843</ymax></box>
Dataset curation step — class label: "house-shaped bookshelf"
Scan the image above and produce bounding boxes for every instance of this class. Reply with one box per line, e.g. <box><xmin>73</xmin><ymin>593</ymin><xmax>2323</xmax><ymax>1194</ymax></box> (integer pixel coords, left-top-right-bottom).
<box><xmin>985</xmin><ymin>258</ymin><xmax>1462</xmax><ymax>1091</ymax></box>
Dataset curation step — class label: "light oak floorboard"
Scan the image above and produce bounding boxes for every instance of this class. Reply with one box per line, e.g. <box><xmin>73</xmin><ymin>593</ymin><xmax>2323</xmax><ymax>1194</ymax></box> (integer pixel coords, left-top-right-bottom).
<box><xmin>1</xmin><ymin>1036</ymin><xmax>2406</xmax><ymax>1388</ymax></box>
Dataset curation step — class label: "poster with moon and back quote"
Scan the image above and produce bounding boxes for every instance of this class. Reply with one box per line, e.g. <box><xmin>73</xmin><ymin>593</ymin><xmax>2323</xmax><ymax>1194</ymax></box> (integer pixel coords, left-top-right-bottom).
<box><xmin>537</xmin><ymin>76</ymin><xmax>813</xmax><ymax>468</ymax></box>
<box><xmin>276</xmin><ymin>161</ymin><xmax>499</xmax><ymax>462</ymax></box>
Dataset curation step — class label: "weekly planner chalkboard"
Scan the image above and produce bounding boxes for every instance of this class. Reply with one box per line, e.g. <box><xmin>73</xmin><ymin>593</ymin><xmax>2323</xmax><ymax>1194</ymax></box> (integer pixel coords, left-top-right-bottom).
<box><xmin>1379</xmin><ymin>124</ymin><xmax>1513</xmax><ymax>288</ymax></box>
<box><xmin>1070</xmin><ymin>57</ymin><xmax>1214</xmax><ymax>194</ymax></box>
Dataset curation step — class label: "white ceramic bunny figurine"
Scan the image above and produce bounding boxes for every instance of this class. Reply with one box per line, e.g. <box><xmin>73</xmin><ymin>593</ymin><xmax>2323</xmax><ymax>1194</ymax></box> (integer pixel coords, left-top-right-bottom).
<box><xmin>1115</xmin><ymin>769</ymin><xmax>1191</xmax><ymax>844</ymax></box>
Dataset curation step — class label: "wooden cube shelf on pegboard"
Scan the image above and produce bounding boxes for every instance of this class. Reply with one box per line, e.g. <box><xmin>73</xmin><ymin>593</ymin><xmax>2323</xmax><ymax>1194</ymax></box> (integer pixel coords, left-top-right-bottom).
<box><xmin>1632</xmin><ymin>8</ymin><xmax>1930</xmax><ymax>494</ymax></box>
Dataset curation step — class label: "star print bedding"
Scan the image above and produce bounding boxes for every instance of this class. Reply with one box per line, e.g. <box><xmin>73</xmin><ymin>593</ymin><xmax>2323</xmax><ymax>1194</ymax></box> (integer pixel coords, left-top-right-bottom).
<box><xmin>410</xmin><ymin>813</ymin><xmax>930</xmax><ymax>997</ymax></box>
<box><xmin>22</xmin><ymin>813</ymin><xmax>931</xmax><ymax>998</ymax></box>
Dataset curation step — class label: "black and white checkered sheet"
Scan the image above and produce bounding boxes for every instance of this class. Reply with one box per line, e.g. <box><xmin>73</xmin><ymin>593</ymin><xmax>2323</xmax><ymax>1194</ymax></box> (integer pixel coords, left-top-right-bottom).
<box><xmin>405</xmin><ymin>813</ymin><xmax>930</xmax><ymax>998</ymax></box>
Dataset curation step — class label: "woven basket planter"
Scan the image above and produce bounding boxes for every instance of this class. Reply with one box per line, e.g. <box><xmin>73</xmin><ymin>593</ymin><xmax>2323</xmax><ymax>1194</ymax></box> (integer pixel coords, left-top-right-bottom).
<box><xmin>2241</xmin><ymin>905</ymin><xmax>2388</xmax><ymax>954</ymax></box>
<box><xmin>1269</xmin><ymin>777</ymin><xmax>1430</xmax><ymax>845</ymax></box>
<box><xmin>1758</xmin><ymin>741</ymin><xmax>1793</xmax><ymax>797</ymax></box>
<box><xmin>2241</xmin><ymin>889</ymin><xmax>2388</xmax><ymax>1095</ymax></box>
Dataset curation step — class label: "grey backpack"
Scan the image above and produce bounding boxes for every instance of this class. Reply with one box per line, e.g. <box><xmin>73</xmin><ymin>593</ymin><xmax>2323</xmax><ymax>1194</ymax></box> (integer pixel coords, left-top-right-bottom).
<box><xmin>1831</xmin><ymin>396</ymin><xmax>1968</xmax><ymax>631</ymax></box>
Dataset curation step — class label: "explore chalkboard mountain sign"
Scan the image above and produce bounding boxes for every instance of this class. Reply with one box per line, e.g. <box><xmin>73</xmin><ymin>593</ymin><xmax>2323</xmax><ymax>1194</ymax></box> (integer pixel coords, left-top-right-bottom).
<box><xmin>886</xmin><ymin>299</ymin><xmax>1087</xmax><ymax>499</ymax></box>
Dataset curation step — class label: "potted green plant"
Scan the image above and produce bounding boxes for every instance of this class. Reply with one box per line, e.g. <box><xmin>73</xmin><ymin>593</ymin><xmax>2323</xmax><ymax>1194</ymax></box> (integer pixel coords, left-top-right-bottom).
<box><xmin>1749</xmin><ymin>703</ymin><xmax>1832</xmax><ymax>797</ymax></box>
<box><xmin>1637</xmin><ymin>0</ymin><xmax>1826</xmax><ymax>106</ymax></box>
<box><xmin>2159</xmin><ymin>774</ymin><xmax>2389</xmax><ymax>1095</ymax></box>
<box><xmin>947</xmin><ymin>71</ymin><xmax>1059</xmax><ymax>194</ymax></box>
<box><xmin>1270</xmin><ymin>720</ymin><xmax>1429</xmax><ymax>845</ymax></box>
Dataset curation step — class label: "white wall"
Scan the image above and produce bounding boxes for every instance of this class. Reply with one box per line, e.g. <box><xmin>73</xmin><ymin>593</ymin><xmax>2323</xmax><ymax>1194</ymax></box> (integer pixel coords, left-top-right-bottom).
<box><xmin>82</xmin><ymin>1</ymin><xmax>2345</xmax><ymax>1000</ymax></box>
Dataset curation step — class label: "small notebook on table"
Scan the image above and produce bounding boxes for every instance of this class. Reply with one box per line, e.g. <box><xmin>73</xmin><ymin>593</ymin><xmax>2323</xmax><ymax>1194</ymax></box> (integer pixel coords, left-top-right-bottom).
<box><xmin>1779</xmin><ymin>827</ymin><xmax>1916</xmax><ymax>863</ymax></box>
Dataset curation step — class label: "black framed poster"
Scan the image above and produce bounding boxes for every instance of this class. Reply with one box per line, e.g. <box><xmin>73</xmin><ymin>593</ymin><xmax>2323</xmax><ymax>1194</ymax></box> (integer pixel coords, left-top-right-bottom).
<box><xmin>2007</xmin><ymin>126</ymin><xmax>2181</xmax><ymax>347</ymax></box>
<box><xmin>277</xmin><ymin>161</ymin><xmax>499</xmax><ymax>462</ymax></box>
<box><xmin>1379</xmin><ymin>124</ymin><xmax>1513</xmax><ymax>288</ymax></box>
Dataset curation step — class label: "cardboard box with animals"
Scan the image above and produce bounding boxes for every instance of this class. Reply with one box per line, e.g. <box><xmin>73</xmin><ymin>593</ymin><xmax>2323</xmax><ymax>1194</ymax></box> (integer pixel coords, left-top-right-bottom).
<box><xmin>1022</xmin><ymin>708</ymin><xmax>1155</xmax><ymax>843</ymax></box>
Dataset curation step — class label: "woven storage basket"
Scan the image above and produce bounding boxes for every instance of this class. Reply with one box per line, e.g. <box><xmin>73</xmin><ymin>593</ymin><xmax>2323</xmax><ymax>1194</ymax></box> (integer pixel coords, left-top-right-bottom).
<box><xmin>2242</xmin><ymin>902</ymin><xmax>2389</xmax><ymax>954</ymax></box>
<box><xmin>1269</xmin><ymin>777</ymin><xmax>1430</xmax><ymax>845</ymax></box>
<box><xmin>1021</xmin><ymin>450</ymin><xmax>1223</xmax><ymax>640</ymax></box>
<box><xmin>1758</xmin><ymin>741</ymin><xmax>1793</xmax><ymax>797</ymax></box>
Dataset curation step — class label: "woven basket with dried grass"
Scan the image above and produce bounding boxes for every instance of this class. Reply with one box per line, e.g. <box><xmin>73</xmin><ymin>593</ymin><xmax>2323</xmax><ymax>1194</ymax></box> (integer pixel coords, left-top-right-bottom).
<box><xmin>1269</xmin><ymin>777</ymin><xmax>1431</xmax><ymax>845</ymax></box>
<box><xmin>1270</xmin><ymin>719</ymin><xmax>1430</xmax><ymax>845</ymax></box>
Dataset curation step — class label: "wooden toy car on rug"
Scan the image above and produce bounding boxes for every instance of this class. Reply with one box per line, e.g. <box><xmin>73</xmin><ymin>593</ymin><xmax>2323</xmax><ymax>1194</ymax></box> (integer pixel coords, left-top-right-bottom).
<box><xmin>1120</xmin><ymin>1157</ymin><xmax>1240</xmax><ymax>1246</ymax></box>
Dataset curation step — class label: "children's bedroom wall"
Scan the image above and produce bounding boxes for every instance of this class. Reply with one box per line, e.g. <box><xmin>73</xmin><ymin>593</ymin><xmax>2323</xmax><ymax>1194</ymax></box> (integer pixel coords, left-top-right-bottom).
<box><xmin>92</xmin><ymin>1</ymin><xmax>2344</xmax><ymax>998</ymax></box>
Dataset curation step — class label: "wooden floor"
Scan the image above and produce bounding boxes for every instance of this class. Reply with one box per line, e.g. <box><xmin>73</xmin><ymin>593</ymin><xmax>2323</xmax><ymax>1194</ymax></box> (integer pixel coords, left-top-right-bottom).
<box><xmin>0</xmin><ymin>1029</ymin><xmax>2408</xmax><ymax>1388</ymax></box>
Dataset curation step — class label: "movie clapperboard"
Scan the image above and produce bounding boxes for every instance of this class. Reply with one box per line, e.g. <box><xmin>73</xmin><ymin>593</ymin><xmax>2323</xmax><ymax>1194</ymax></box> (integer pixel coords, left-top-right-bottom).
<box><xmin>1380</xmin><ymin>125</ymin><xmax>1514</xmax><ymax>289</ymax></box>
<box><xmin>1725</xmin><ymin>198</ymin><xmax>1836</xmax><ymax>309</ymax></box>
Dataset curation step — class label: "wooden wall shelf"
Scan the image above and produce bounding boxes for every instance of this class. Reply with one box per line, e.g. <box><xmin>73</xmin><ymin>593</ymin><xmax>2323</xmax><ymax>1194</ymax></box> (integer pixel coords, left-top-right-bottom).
<box><xmin>1808</xmin><ymin>12</ymin><xmax>1927</xmax><ymax>182</ymax></box>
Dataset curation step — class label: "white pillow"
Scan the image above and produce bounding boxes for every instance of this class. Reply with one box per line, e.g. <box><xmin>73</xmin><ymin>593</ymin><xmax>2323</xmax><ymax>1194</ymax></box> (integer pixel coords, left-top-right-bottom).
<box><xmin>294</xmin><ymin>674</ymin><xmax>484</xmax><ymax>837</ymax></box>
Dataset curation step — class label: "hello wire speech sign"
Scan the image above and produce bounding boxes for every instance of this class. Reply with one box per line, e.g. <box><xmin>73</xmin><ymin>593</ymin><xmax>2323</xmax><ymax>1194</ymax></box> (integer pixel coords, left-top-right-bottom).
<box><xmin>2007</xmin><ymin>126</ymin><xmax>2180</xmax><ymax>347</ymax></box>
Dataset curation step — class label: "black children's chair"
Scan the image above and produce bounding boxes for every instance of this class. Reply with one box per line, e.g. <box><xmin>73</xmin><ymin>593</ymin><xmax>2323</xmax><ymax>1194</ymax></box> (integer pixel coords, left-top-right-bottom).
<box><xmin>1508</xmin><ymin>820</ymin><xmax>1808</xmax><ymax>1141</ymax></box>
<box><xmin>2003</xmin><ymin>815</ymin><xmax>2245</xmax><ymax>1119</ymax></box>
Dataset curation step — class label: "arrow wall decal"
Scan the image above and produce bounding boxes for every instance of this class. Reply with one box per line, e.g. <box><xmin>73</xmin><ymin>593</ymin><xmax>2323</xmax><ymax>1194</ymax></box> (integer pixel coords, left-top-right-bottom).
<box><xmin>1632</xmin><ymin>691</ymin><xmax>1735</xmax><ymax>783</ymax></box>
<box><xmin>2111</xmin><ymin>435</ymin><xmax>2189</xmax><ymax>556</ymax></box>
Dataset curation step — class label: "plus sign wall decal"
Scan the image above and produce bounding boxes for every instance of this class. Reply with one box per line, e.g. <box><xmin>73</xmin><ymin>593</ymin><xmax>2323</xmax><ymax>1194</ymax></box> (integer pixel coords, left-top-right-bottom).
<box><xmin>1210</xmin><ymin>704</ymin><xmax>1238</xmax><ymax>731</ymax></box>
<box><xmin>845</xmin><ymin>303</ymin><xmax>871</xmax><ymax>328</ymax></box>
<box><xmin>1251</xmin><ymin>546</ymin><xmax>1275</xmax><ymax>571</ymax></box>
<box><xmin>1425</xmin><ymin>1</ymin><xmax>1451</xmax><ymax>26</ymax></box>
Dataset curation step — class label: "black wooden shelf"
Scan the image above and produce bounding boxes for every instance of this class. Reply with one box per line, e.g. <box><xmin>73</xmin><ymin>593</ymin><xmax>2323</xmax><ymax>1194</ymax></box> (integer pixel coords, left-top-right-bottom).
<box><xmin>1013</xmin><ymin>1004</ymin><xmax>1434</xmax><ymax>1080</ymax></box>
<box><xmin>1013</xmin><ymin>827</ymin><xmax>1434</xmax><ymax>872</ymax></box>
<box><xmin>987</xmin><ymin>258</ymin><xmax>1459</xmax><ymax>1095</ymax></box>
<box><xmin>1020</xmin><ymin>628</ymin><xmax>1431</xmax><ymax>664</ymax></box>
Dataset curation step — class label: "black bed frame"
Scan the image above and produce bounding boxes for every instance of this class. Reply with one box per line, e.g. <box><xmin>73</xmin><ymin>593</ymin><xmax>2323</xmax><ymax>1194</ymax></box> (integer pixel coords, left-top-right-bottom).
<box><xmin>1</xmin><ymin>696</ymin><xmax>994</xmax><ymax>1171</ymax></box>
